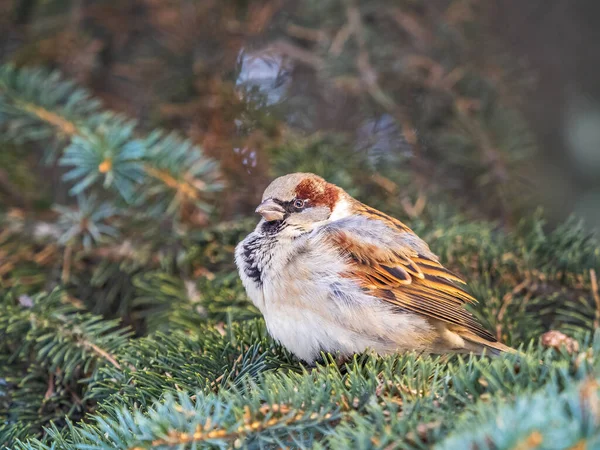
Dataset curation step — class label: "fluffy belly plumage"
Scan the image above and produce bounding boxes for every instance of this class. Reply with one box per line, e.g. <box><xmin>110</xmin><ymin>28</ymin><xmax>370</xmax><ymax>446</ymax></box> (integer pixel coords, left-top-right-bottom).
<box><xmin>236</xmin><ymin>229</ymin><xmax>437</xmax><ymax>363</ymax></box>
<box><xmin>260</xmin><ymin>263</ymin><xmax>435</xmax><ymax>362</ymax></box>
<box><xmin>261</xmin><ymin>305</ymin><xmax>384</xmax><ymax>362</ymax></box>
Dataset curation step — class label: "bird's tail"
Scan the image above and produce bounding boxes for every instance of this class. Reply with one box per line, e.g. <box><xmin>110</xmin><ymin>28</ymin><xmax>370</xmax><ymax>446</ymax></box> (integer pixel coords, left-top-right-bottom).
<box><xmin>458</xmin><ymin>331</ymin><xmax>517</xmax><ymax>357</ymax></box>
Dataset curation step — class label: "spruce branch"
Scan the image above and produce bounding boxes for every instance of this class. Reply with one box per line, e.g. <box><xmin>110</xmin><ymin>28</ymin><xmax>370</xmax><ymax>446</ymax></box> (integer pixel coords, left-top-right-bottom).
<box><xmin>18</xmin><ymin>101</ymin><xmax>78</xmax><ymax>137</ymax></box>
<box><xmin>8</xmin><ymin>329</ymin><xmax>600</xmax><ymax>449</ymax></box>
<box><xmin>437</xmin><ymin>376</ymin><xmax>600</xmax><ymax>450</ymax></box>
<box><xmin>126</xmin><ymin>401</ymin><xmax>335</xmax><ymax>450</ymax></box>
<box><xmin>0</xmin><ymin>65</ymin><xmax>222</xmax><ymax>218</ymax></box>
<box><xmin>1</xmin><ymin>289</ymin><xmax>131</xmax><ymax>376</ymax></box>
<box><xmin>2</xmin><ymin>3</ymin><xmax>600</xmax><ymax>448</ymax></box>
<box><xmin>0</xmin><ymin>289</ymin><xmax>134</xmax><ymax>445</ymax></box>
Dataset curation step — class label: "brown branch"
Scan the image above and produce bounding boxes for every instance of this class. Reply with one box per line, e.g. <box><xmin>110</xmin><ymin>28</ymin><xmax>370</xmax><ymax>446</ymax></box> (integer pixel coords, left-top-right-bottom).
<box><xmin>329</xmin><ymin>24</ymin><xmax>352</xmax><ymax>56</ymax></box>
<box><xmin>144</xmin><ymin>166</ymin><xmax>202</xmax><ymax>201</ymax></box>
<box><xmin>14</xmin><ymin>102</ymin><xmax>207</xmax><ymax>203</ymax></box>
<box><xmin>20</xmin><ymin>102</ymin><xmax>78</xmax><ymax>136</ymax></box>
<box><xmin>346</xmin><ymin>4</ymin><xmax>419</xmax><ymax>148</ymax></box>
<box><xmin>82</xmin><ymin>340</ymin><xmax>122</xmax><ymax>370</ymax></box>
<box><xmin>44</xmin><ymin>372</ymin><xmax>55</xmax><ymax>400</ymax></box>
<box><xmin>590</xmin><ymin>269</ymin><xmax>600</xmax><ymax>329</ymax></box>
<box><xmin>403</xmin><ymin>54</ymin><xmax>511</xmax><ymax>215</ymax></box>
<box><xmin>287</xmin><ymin>23</ymin><xmax>327</xmax><ymax>43</ymax></box>
<box><xmin>61</xmin><ymin>243</ymin><xmax>73</xmax><ymax>284</ymax></box>
<box><xmin>509</xmin><ymin>431</ymin><xmax>543</xmax><ymax>450</ymax></box>
<box><xmin>496</xmin><ymin>280</ymin><xmax>529</xmax><ymax>341</ymax></box>
<box><xmin>246</xmin><ymin>0</ymin><xmax>283</xmax><ymax>35</ymax></box>
<box><xmin>129</xmin><ymin>408</ymin><xmax>334</xmax><ymax>449</ymax></box>
<box><xmin>389</xmin><ymin>8</ymin><xmax>433</xmax><ymax>48</ymax></box>
<box><xmin>268</xmin><ymin>39</ymin><xmax>325</xmax><ymax>69</ymax></box>
<box><xmin>454</xmin><ymin>103</ymin><xmax>509</xmax><ymax>184</ymax></box>
<box><xmin>578</xmin><ymin>378</ymin><xmax>599</xmax><ymax>428</ymax></box>
<box><xmin>568</xmin><ymin>440</ymin><xmax>588</xmax><ymax>450</ymax></box>
<box><xmin>28</xmin><ymin>311</ymin><xmax>128</xmax><ymax>371</ymax></box>
<box><xmin>400</xmin><ymin>193</ymin><xmax>427</xmax><ymax>219</ymax></box>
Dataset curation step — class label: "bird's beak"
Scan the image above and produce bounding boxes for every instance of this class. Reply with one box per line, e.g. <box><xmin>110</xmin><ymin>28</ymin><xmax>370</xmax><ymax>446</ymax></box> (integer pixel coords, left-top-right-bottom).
<box><xmin>255</xmin><ymin>198</ymin><xmax>285</xmax><ymax>222</ymax></box>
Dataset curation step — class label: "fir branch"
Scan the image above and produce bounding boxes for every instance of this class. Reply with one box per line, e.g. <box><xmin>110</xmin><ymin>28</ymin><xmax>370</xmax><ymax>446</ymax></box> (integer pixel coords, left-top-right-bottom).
<box><xmin>1</xmin><ymin>289</ymin><xmax>131</xmax><ymax>376</ymax></box>
<box><xmin>128</xmin><ymin>404</ymin><xmax>335</xmax><ymax>449</ymax></box>
<box><xmin>19</xmin><ymin>101</ymin><xmax>78</xmax><ymax>136</ymax></box>
<box><xmin>2</xmin><ymin>4</ymin><xmax>600</xmax><ymax>448</ymax></box>
<box><xmin>14</xmin><ymin>339</ymin><xmax>600</xmax><ymax>450</ymax></box>
<box><xmin>437</xmin><ymin>377</ymin><xmax>600</xmax><ymax>450</ymax></box>
<box><xmin>0</xmin><ymin>65</ymin><xmax>221</xmax><ymax>216</ymax></box>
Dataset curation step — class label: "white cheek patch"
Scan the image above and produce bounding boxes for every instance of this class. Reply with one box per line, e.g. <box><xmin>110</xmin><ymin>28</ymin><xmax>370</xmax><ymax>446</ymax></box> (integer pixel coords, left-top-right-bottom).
<box><xmin>329</xmin><ymin>198</ymin><xmax>352</xmax><ymax>221</ymax></box>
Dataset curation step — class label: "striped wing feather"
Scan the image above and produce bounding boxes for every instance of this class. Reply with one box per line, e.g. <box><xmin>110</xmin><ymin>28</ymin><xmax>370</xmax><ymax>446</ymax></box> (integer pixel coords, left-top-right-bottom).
<box><xmin>323</xmin><ymin>219</ymin><xmax>496</xmax><ymax>342</ymax></box>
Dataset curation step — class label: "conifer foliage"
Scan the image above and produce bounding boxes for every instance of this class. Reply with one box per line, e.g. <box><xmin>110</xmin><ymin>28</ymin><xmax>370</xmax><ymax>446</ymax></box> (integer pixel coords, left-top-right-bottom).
<box><xmin>1</xmin><ymin>1</ymin><xmax>600</xmax><ymax>449</ymax></box>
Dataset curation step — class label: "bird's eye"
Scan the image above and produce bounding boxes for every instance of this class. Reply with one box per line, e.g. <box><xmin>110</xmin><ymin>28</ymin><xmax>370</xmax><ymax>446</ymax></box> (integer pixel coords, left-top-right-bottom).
<box><xmin>293</xmin><ymin>199</ymin><xmax>305</xmax><ymax>209</ymax></box>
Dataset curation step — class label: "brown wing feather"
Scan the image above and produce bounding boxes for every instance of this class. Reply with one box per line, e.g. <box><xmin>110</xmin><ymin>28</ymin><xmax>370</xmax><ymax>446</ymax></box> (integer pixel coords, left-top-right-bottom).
<box><xmin>323</xmin><ymin>220</ymin><xmax>496</xmax><ymax>343</ymax></box>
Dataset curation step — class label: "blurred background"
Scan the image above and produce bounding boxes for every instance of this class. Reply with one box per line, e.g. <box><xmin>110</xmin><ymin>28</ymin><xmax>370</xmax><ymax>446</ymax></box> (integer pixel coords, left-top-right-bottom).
<box><xmin>1</xmin><ymin>0</ymin><xmax>599</xmax><ymax>229</ymax></box>
<box><xmin>2</xmin><ymin>2</ymin><xmax>600</xmax><ymax>443</ymax></box>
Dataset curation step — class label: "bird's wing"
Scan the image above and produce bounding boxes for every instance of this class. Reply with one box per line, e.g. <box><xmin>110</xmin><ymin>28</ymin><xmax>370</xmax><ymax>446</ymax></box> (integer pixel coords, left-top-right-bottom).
<box><xmin>316</xmin><ymin>213</ymin><xmax>496</xmax><ymax>342</ymax></box>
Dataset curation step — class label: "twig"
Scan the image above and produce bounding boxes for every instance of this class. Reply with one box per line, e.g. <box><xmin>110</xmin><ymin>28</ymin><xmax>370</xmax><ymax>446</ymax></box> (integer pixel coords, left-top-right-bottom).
<box><xmin>129</xmin><ymin>408</ymin><xmax>335</xmax><ymax>449</ymax></box>
<box><xmin>246</xmin><ymin>0</ymin><xmax>283</xmax><ymax>34</ymax></box>
<box><xmin>287</xmin><ymin>23</ymin><xmax>327</xmax><ymax>43</ymax></box>
<box><xmin>144</xmin><ymin>166</ymin><xmax>201</xmax><ymax>201</ymax></box>
<box><xmin>346</xmin><ymin>4</ymin><xmax>419</xmax><ymax>149</ymax></box>
<box><xmin>403</xmin><ymin>53</ymin><xmax>511</xmax><ymax>219</ymax></box>
<box><xmin>329</xmin><ymin>24</ymin><xmax>352</xmax><ymax>56</ymax></box>
<box><xmin>28</xmin><ymin>312</ymin><xmax>130</xmax><ymax>371</ymax></box>
<box><xmin>20</xmin><ymin>102</ymin><xmax>78</xmax><ymax>136</ymax></box>
<box><xmin>61</xmin><ymin>243</ymin><xmax>73</xmax><ymax>284</ymax></box>
<box><xmin>496</xmin><ymin>279</ymin><xmax>529</xmax><ymax>340</ymax></box>
<box><xmin>579</xmin><ymin>377</ymin><xmax>599</xmax><ymax>425</ymax></box>
<box><xmin>370</xmin><ymin>173</ymin><xmax>398</xmax><ymax>194</ymax></box>
<box><xmin>590</xmin><ymin>269</ymin><xmax>600</xmax><ymax>329</ymax></box>
<box><xmin>389</xmin><ymin>8</ymin><xmax>433</xmax><ymax>48</ymax></box>
<box><xmin>400</xmin><ymin>193</ymin><xmax>427</xmax><ymax>219</ymax></box>
<box><xmin>268</xmin><ymin>39</ymin><xmax>325</xmax><ymax>69</ymax></box>
<box><xmin>83</xmin><ymin>341</ymin><xmax>122</xmax><ymax>370</ymax></box>
<box><xmin>15</xmin><ymin>102</ymin><xmax>208</xmax><ymax>204</ymax></box>
<box><xmin>44</xmin><ymin>372</ymin><xmax>55</xmax><ymax>400</ymax></box>
<box><xmin>510</xmin><ymin>431</ymin><xmax>543</xmax><ymax>450</ymax></box>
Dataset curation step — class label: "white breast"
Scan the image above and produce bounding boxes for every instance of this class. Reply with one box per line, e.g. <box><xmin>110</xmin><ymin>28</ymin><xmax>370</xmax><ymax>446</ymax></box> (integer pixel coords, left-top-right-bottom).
<box><xmin>235</xmin><ymin>225</ymin><xmax>433</xmax><ymax>363</ymax></box>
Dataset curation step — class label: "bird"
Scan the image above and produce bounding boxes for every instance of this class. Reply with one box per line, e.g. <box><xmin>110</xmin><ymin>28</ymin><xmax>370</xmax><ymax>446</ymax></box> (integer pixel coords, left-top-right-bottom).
<box><xmin>235</xmin><ymin>172</ymin><xmax>513</xmax><ymax>364</ymax></box>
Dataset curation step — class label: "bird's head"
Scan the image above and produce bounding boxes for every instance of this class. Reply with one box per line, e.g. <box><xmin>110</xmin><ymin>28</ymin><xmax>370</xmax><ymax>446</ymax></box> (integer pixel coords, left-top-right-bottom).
<box><xmin>255</xmin><ymin>173</ymin><xmax>347</xmax><ymax>232</ymax></box>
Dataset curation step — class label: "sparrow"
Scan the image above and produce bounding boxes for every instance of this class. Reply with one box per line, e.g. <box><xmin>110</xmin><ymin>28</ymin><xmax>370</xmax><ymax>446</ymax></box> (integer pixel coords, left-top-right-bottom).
<box><xmin>235</xmin><ymin>173</ymin><xmax>513</xmax><ymax>364</ymax></box>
